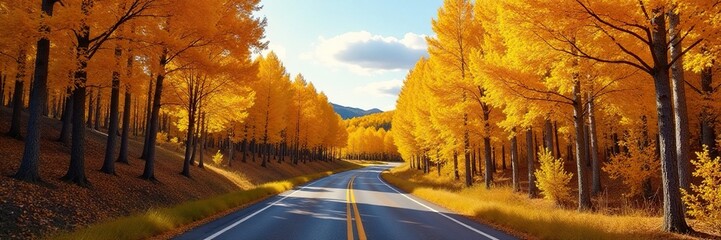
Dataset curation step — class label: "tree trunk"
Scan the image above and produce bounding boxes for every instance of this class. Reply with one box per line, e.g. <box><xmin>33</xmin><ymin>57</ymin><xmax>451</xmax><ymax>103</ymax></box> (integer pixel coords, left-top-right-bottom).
<box><xmin>526</xmin><ymin>128</ymin><xmax>537</xmax><ymax>198</ymax></box>
<box><xmin>14</xmin><ymin>0</ymin><xmax>55</xmax><ymax>183</ymax></box>
<box><xmin>572</xmin><ymin>78</ymin><xmax>592</xmax><ymax>211</ymax></box>
<box><xmin>140</xmin><ymin>74</ymin><xmax>154</xmax><ymax>159</ymax></box>
<box><xmin>0</xmin><ymin>73</ymin><xmax>5</xmax><ymax>108</ymax></box>
<box><xmin>86</xmin><ymin>90</ymin><xmax>94</xmax><ymax>128</ymax></box>
<box><xmin>453</xmin><ymin>150</ymin><xmax>459</xmax><ymax>180</ymax></box>
<box><xmin>117</xmin><ymin>90</ymin><xmax>131</xmax><ymax>164</ymax></box>
<box><xmin>587</xmin><ymin>92</ymin><xmax>601</xmax><ymax>195</ymax></box>
<box><xmin>101</xmin><ymin>50</ymin><xmax>122</xmax><ymax>174</ymax></box>
<box><xmin>699</xmin><ymin>63</ymin><xmax>716</xmax><ymax>157</ymax></box>
<box><xmin>483</xmin><ymin>136</ymin><xmax>492</xmax><ymax>189</ymax></box>
<box><xmin>463</xmin><ymin>112</ymin><xmax>472</xmax><ymax>186</ymax></box>
<box><xmin>229</xmin><ymin>138</ymin><xmax>235</xmax><ymax>166</ymax></box>
<box><xmin>94</xmin><ymin>92</ymin><xmax>101</xmax><ymax>130</ymax></box>
<box><xmin>8</xmin><ymin>79</ymin><xmax>24</xmax><ymax>139</ymax></box>
<box><xmin>650</xmin><ymin>11</ymin><xmax>689</xmax><ymax>233</ymax></box>
<box><xmin>543</xmin><ymin>119</ymin><xmax>554</xmax><ymax>155</ymax></box>
<box><xmin>182</xmin><ymin>102</ymin><xmax>195</xmax><ymax>177</ymax></box>
<box><xmin>510</xmin><ymin>131</ymin><xmax>519</xmax><ymax>192</ymax></box>
<box><xmin>141</xmin><ymin>51</ymin><xmax>167</xmax><ymax>181</ymax></box>
<box><xmin>198</xmin><ymin>112</ymin><xmax>206</xmax><ymax>169</ymax></box>
<box><xmin>58</xmin><ymin>89</ymin><xmax>73</xmax><ymax>145</ymax></box>
<box><xmin>62</xmin><ymin>17</ymin><xmax>91</xmax><ymax>187</ymax></box>
<box><xmin>668</xmin><ymin>10</ymin><xmax>691</xmax><ymax>192</ymax></box>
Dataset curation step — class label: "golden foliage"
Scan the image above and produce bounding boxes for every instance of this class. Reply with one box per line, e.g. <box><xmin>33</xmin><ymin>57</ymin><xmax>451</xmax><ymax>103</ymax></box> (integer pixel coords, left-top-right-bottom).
<box><xmin>534</xmin><ymin>148</ymin><xmax>572</xmax><ymax>204</ymax></box>
<box><xmin>603</xmin><ymin>129</ymin><xmax>660</xmax><ymax>198</ymax></box>
<box><xmin>682</xmin><ymin>146</ymin><xmax>721</xmax><ymax>230</ymax></box>
<box><xmin>212</xmin><ymin>150</ymin><xmax>224</xmax><ymax>166</ymax></box>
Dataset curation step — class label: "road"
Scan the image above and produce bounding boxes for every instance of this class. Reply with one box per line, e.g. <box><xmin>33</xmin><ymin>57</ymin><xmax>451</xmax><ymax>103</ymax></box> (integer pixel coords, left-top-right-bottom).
<box><xmin>175</xmin><ymin>164</ymin><xmax>517</xmax><ymax>240</ymax></box>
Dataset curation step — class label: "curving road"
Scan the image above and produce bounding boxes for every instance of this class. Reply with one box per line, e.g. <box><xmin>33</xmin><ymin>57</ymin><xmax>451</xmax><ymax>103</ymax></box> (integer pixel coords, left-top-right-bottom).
<box><xmin>175</xmin><ymin>164</ymin><xmax>517</xmax><ymax>240</ymax></box>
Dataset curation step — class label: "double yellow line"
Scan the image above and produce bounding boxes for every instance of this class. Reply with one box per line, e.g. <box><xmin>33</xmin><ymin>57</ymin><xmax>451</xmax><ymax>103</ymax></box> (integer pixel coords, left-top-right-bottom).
<box><xmin>346</xmin><ymin>175</ymin><xmax>366</xmax><ymax>240</ymax></box>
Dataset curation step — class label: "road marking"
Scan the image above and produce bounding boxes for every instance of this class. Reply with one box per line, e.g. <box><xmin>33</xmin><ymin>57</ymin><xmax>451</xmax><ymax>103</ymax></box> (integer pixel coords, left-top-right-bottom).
<box><xmin>375</xmin><ymin>170</ymin><xmax>500</xmax><ymax>240</ymax></box>
<box><xmin>346</xmin><ymin>177</ymin><xmax>354</xmax><ymax>240</ymax></box>
<box><xmin>203</xmin><ymin>173</ymin><xmax>341</xmax><ymax>240</ymax></box>
<box><xmin>349</xmin><ymin>176</ymin><xmax>367</xmax><ymax>240</ymax></box>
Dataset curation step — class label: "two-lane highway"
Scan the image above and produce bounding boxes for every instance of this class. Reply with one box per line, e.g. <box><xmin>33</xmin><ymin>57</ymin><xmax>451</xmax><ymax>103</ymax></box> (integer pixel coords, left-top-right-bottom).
<box><xmin>176</xmin><ymin>164</ymin><xmax>517</xmax><ymax>240</ymax></box>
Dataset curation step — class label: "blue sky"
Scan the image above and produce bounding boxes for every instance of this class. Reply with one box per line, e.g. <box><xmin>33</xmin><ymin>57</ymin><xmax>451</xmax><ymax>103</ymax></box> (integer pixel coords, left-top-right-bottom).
<box><xmin>256</xmin><ymin>0</ymin><xmax>442</xmax><ymax>111</ymax></box>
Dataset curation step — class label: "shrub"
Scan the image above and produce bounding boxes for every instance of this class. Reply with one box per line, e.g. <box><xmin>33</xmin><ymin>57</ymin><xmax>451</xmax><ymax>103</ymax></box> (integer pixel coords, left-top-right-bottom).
<box><xmin>535</xmin><ymin>148</ymin><xmax>572</xmax><ymax>205</ymax></box>
<box><xmin>212</xmin><ymin>150</ymin><xmax>224</xmax><ymax>166</ymax></box>
<box><xmin>602</xmin><ymin>129</ymin><xmax>660</xmax><ymax>198</ymax></box>
<box><xmin>156</xmin><ymin>132</ymin><xmax>169</xmax><ymax>144</ymax></box>
<box><xmin>682</xmin><ymin>146</ymin><xmax>721</xmax><ymax>230</ymax></box>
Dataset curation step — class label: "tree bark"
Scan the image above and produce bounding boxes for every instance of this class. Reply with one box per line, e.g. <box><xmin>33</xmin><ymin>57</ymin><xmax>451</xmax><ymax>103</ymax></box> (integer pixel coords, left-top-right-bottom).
<box><xmin>0</xmin><ymin>73</ymin><xmax>5</xmax><ymax>108</ymax></box>
<box><xmin>198</xmin><ymin>112</ymin><xmax>206</xmax><ymax>169</ymax></box>
<box><xmin>58</xmin><ymin>89</ymin><xmax>73</xmax><ymax>145</ymax></box>
<box><xmin>8</xmin><ymin>79</ymin><xmax>24</xmax><ymax>139</ymax></box>
<box><xmin>141</xmin><ymin>51</ymin><xmax>167</xmax><ymax>181</ymax></box>
<box><xmin>117</xmin><ymin>90</ymin><xmax>131</xmax><ymax>164</ymax></box>
<box><xmin>140</xmin><ymin>74</ymin><xmax>154</xmax><ymax>159</ymax></box>
<box><xmin>94</xmin><ymin>92</ymin><xmax>101</xmax><ymax>130</ymax></box>
<box><xmin>699</xmin><ymin>63</ymin><xmax>716</xmax><ymax>157</ymax></box>
<box><xmin>14</xmin><ymin>0</ymin><xmax>56</xmax><ymax>183</ymax></box>
<box><xmin>101</xmin><ymin>46</ymin><xmax>122</xmax><ymax>174</ymax></box>
<box><xmin>453</xmin><ymin>150</ymin><xmax>460</xmax><ymax>180</ymax></box>
<box><xmin>526</xmin><ymin>128</ymin><xmax>537</xmax><ymax>198</ymax></box>
<box><xmin>62</xmin><ymin>12</ymin><xmax>91</xmax><ymax>186</ymax></box>
<box><xmin>572</xmin><ymin>77</ymin><xmax>592</xmax><ymax>210</ymax></box>
<box><xmin>511</xmin><ymin>131</ymin><xmax>520</xmax><ymax>192</ymax></box>
<box><xmin>650</xmin><ymin>10</ymin><xmax>689</xmax><ymax>233</ymax></box>
<box><xmin>181</xmin><ymin>99</ymin><xmax>195</xmax><ymax>177</ymax></box>
<box><xmin>483</xmin><ymin>136</ymin><xmax>493</xmax><ymax>189</ymax></box>
<box><xmin>668</xmin><ymin>10</ymin><xmax>691</xmax><ymax>192</ymax></box>
<box><xmin>587</xmin><ymin>92</ymin><xmax>601</xmax><ymax>195</ymax></box>
<box><xmin>86</xmin><ymin>89</ymin><xmax>94</xmax><ymax>128</ymax></box>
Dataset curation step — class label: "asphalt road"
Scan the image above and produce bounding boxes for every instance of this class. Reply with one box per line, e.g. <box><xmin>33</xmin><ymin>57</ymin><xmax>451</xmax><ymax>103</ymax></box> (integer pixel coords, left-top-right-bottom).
<box><xmin>175</xmin><ymin>164</ymin><xmax>517</xmax><ymax>240</ymax></box>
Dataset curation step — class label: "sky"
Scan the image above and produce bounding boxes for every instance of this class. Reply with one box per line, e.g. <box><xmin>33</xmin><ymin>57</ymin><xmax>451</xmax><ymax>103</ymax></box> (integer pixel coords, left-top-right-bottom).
<box><xmin>255</xmin><ymin>0</ymin><xmax>442</xmax><ymax>111</ymax></box>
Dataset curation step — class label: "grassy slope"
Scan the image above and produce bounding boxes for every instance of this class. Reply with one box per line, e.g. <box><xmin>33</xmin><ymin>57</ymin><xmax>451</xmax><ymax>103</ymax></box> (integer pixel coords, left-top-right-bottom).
<box><xmin>381</xmin><ymin>164</ymin><xmax>705</xmax><ymax>240</ymax></box>
<box><xmin>0</xmin><ymin>108</ymin><xmax>355</xmax><ymax>239</ymax></box>
<box><xmin>52</xmin><ymin>163</ymin><xmax>361</xmax><ymax>240</ymax></box>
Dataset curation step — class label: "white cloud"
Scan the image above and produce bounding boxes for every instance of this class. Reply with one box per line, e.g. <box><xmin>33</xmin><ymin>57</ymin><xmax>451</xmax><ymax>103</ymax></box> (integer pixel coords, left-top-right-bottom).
<box><xmin>355</xmin><ymin>79</ymin><xmax>403</xmax><ymax>97</ymax></box>
<box><xmin>306</xmin><ymin>31</ymin><xmax>428</xmax><ymax>75</ymax></box>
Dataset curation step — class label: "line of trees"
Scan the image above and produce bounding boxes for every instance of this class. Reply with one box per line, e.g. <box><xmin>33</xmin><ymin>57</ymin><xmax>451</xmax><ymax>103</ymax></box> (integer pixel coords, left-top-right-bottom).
<box><xmin>1</xmin><ymin>0</ymin><xmax>346</xmax><ymax>187</ymax></box>
<box><xmin>393</xmin><ymin>0</ymin><xmax>721</xmax><ymax>234</ymax></box>
<box><xmin>343</xmin><ymin>112</ymin><xmax>401</xmax><ymax>161</ymax></box>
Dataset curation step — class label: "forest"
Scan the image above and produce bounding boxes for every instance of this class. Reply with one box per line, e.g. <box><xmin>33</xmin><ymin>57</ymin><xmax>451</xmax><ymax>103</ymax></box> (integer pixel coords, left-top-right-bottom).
<box><xmin>3</xmin><ymin>0</ymin><xmax>721</xmax><ymax>239</ymax></box>
<box><xmin>0</xmin><ymin>0</ymin><xmax>347</xmax><ymax>185</ymax></box>
<box><xmin>392</xmin><ymin>0</ymin><xmax>721</xmax><ymax>235</ymax></box>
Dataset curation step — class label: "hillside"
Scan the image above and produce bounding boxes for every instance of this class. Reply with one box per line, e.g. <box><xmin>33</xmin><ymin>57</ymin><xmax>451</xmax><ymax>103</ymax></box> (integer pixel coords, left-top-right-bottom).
<box><xmin>331</xmin><ymin>103</ymin><xmax>382</xmax><ymax>119</ymax></box>
<box><xmin>0</xmin><ymin>108</ymin><xmax>353</xmax><ymax>239</ymax></box>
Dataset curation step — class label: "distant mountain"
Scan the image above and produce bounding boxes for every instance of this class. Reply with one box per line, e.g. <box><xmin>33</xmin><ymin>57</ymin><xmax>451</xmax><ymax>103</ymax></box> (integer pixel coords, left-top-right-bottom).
<box><xmin>331</xmin><ymin>103</ymin><xmax>383</xmax><ymax>119</ymax></box>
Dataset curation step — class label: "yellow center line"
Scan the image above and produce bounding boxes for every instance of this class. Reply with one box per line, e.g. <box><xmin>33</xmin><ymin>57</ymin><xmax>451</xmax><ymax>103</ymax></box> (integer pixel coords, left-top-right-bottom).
<box><xmin>350</xmin><ymin>176</ymin><xmax>367</xmax><ymax>240</ymax></box>
<box><xmin>346</xmin><ymin>177</ymin><xmax>354</xmax><ymax>240</ymax></box>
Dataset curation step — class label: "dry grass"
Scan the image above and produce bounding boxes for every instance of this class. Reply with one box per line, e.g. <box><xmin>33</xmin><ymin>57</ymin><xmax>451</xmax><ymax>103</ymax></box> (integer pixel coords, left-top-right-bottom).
<box><xmin>381</xmin><ymin>164</ymin><xmax>698</xmax><ymax>240</ymax></box>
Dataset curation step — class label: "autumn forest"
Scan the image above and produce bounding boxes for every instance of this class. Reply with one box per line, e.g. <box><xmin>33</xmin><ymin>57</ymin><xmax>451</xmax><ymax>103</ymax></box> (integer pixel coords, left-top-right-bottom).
<box><xmin>1</xmin><ymin>0</ymin><xmax>720</xmax><ymax>239</ymax></box>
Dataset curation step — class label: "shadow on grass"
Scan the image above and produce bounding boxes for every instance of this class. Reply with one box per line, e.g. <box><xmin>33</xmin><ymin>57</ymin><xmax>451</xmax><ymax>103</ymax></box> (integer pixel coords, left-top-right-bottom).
<box><xmin>380</xmin><ymin>166</ymin><xmax>714</xmax><ymax>240</ymax></box>
<box><xmin>50</xmin><ymin>163</ymin><xmax>364</xmax><ymax>240</ymax></box>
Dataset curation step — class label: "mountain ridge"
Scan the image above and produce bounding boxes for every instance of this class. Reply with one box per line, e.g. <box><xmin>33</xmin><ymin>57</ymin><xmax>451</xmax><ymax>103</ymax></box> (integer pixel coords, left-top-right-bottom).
<box><xmin>331</xmin><ymin>103</ymin><xmax>383</xmax><ymax>119</ymax></box>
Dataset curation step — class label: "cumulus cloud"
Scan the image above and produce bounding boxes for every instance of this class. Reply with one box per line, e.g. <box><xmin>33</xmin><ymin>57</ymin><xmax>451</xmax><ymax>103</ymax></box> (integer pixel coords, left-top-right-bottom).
<box><xmin>308</xmin><ymin>31</ymin><xmax>428</xmax><ymax>74</ymax></box>
<box><xmin>355</xmin><ymin>79</ymin><xmax>403</xmax><ymax>96</ymax></box>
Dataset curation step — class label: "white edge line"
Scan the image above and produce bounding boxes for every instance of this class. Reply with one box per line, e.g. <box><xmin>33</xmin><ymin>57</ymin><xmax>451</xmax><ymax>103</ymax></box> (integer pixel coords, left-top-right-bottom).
<box><xmin>203</xmin><ymin>173</ymin><xmax>339</xmax><ymax>240</ymax></box>
<box><xmin>375</xmin><ymin>170</ymin><xmax>501</xmax><ymax>240</ymax></box>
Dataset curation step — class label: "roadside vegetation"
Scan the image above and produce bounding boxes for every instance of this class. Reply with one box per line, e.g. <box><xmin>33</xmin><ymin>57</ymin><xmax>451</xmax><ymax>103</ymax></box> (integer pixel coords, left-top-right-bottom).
<box><xmin>382</xmin><ymin>165</ymin><xmax>691</xmax><ymax>240</ymax></box>
<box><xmin>53</xmin><ymin>162</ymin><xmax>361</xmax><ymax>240</ymax></box>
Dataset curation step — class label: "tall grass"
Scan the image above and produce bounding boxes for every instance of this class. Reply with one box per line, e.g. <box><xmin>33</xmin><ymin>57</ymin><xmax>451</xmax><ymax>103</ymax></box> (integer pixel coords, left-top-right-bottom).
<box><xmin>381</xmin><ymin>165</ymin><xmax>679</xmax><ymax>240</ymax></box>
<box><xmin>51</xmin><ymin>164</ymin><xmax>361</xmax><ymax>240</ymax></box>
